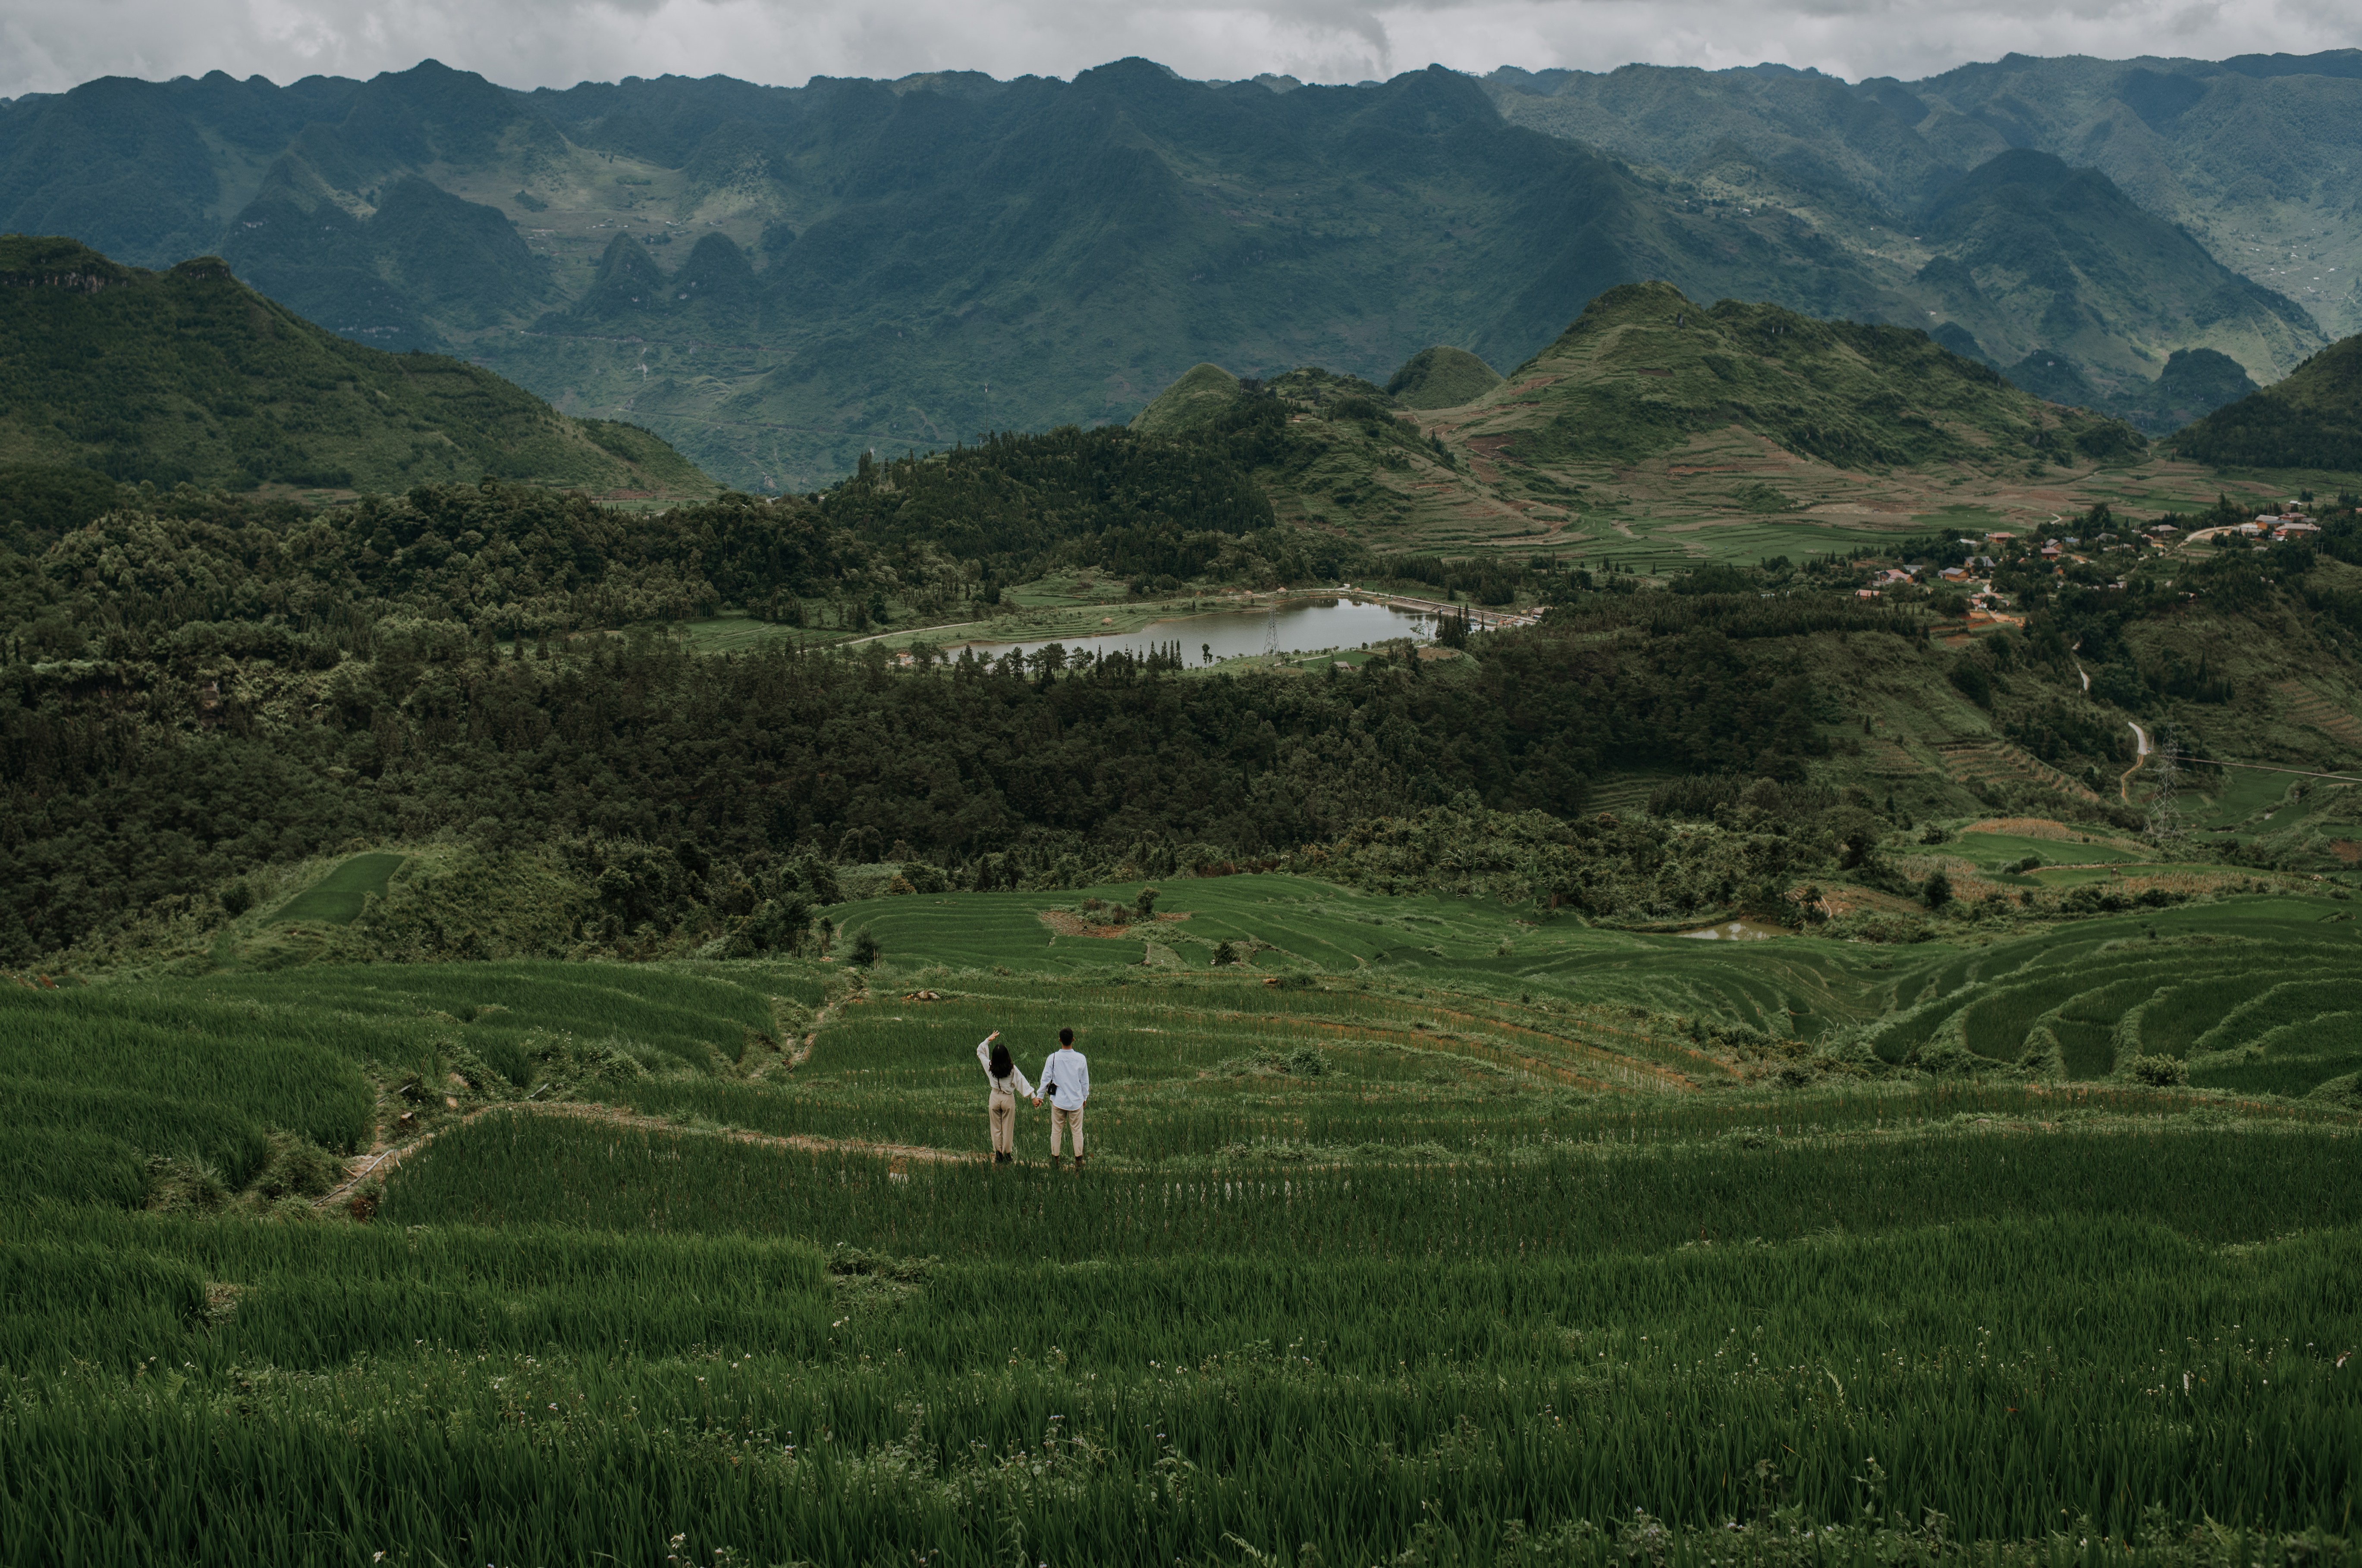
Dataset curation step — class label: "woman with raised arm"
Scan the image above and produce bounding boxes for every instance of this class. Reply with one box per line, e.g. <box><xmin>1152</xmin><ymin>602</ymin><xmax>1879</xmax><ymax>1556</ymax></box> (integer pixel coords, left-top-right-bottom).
<box><xmin>975</xmin><ymin>1029</ymin><xmax>1031</xmax><ymax>1164</ymax></box>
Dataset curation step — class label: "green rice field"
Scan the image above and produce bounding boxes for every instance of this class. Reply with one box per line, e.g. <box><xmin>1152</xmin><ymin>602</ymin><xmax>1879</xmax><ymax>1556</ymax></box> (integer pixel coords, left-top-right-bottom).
<box><xmin>3</xmin><ymin>877</ymin><xmax>2359</xmax><ymax>1564</ymax></box>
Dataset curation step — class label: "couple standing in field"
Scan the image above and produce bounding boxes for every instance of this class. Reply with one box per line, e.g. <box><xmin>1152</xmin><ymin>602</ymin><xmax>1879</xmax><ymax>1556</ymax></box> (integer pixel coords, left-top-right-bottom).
<box><xmin>973</xmin><ymin>1028</ymin><xmax>1090</xmax><ymax>1167</ymax></box>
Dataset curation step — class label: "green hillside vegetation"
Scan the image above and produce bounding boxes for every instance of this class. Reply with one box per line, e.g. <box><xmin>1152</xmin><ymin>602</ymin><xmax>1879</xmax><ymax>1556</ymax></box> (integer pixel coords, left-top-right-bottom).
<box><xmin>3</xmin><ymin>320</ymin><xmax>2361</xmax><ymax>1566</ymax></box>
<box><xmin>458</xmin><ymin>63</ymin><xmax>1968</xmax><ymax>490</ymax></box>
<box><xmin>23</xmin><ymin>478</ymin><xmax>2362</xmax><ymax>974</ymax></box>
<box><xmin>0</xmin><ymin>235</ymin><xmax>711</xmax><ymax>496</ymax></box>
<box><xmin>1125</xmin><ymin>362</ymin><xmax>1241</xmax><ymax>435</ymax></box>
<box><xmin>2173</xmin><ymin>333</ymin><xmax>2362</xmax><ymax>470</ymax></box>
<box><xmin>1466</xmin><ymin>281</ymin><xmax>2147</xmax><ymax>476</ymax></box>
<box><xmin>1385</xmin><ymin>344</ymin><xmax>1505</xmax><ymax>408</ymax></box>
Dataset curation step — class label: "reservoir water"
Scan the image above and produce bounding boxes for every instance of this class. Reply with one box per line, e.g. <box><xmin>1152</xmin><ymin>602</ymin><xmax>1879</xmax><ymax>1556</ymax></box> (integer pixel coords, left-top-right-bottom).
<box><xmin>1676</xmin><ymin>919</ymin><xmax>1791</xmax><ymax>941</ymax></box>
<box><xmin>957</xmin><ymin>596</ymin><xmax>1436</xmax><ymax>663</ymax></box>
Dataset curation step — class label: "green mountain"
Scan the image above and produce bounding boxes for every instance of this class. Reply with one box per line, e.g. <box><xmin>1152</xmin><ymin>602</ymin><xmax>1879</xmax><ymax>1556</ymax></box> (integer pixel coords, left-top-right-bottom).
<box><xmin>1470</xmin><ymin>281</ymin><xmax>2144</xmax><ymax>475</ymax></box>
<box><xmin>2173</xmin><ymin>335</ymin><xmax>2362</xmax><ymax>471</ymax></box>
<box><xmin>0</xmin><ymin>235</ymin><xmax>713</xmax><ymax>495</ymax></box>
<box><xmin>1114</xmin><ymin>282</ymin><xmax>2183</xmax><ymax>556</ymax></box>
<box><xmin>1385</xmin><ymin>346</ymin><xmax>1504</xmax><ymax>408</ymax></box>
<box><xmin>1130</xmin><ymin>364</ymin><xmax>1242</xmax><ymax>435</ymax></box>
<box><xmin>1</xmin><ymin>55</ymin><xmax>2337</xmax><ymax>489</ymax></box>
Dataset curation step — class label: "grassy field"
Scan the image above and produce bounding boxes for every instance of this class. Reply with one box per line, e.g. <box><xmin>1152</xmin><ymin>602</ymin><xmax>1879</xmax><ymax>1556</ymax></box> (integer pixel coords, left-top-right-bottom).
<box><xmin>4</xmin><ymin>879</ymin><xmax>2359</xmax><ymax>1563</ymax></box>
<box><xmin>264</xmin><ymin>852</ymin><xmax>405</xmax><ymax>925</ymax></box>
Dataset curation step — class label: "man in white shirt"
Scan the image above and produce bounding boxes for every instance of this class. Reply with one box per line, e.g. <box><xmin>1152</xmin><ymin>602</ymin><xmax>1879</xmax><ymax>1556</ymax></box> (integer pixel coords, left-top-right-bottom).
<box><xmin>1033</xmin><ymin>1026</ymin><xmax>1091</xmax><ymax>1168</ymax></box>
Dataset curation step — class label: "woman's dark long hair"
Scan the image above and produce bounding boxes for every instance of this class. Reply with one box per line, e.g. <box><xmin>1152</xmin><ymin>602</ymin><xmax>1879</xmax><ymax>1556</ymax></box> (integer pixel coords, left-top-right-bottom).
<box><xmin>989</xmin><ymin>1041</ymin><xmax>1014</xmax><ymax>1079</ymax></box>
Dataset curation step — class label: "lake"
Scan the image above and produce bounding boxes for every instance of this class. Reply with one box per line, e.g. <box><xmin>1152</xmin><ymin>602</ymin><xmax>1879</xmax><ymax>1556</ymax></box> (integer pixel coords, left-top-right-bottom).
<box><xmin>957</xmin><ymin>596</ymin><xmax>1437</xmax><ymax>663</ymax></box>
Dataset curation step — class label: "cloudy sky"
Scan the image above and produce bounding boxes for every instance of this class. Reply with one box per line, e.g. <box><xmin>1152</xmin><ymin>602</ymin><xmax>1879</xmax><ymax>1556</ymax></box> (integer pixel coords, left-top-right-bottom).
<box><xmin>2</xmin><ymin>0</ymin><xmax>2356</xmax><ymax>100</ymax></box>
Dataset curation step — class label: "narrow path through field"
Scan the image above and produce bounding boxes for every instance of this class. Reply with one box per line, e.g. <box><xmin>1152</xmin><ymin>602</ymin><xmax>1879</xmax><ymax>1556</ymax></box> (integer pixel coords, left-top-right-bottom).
<box><xmin>753</xmin><ymin>988</ymin><xmax>841</xmax><ymax>1076</ymax></box>
<box><xmin>2121</xmin><ymin>721</ymin><xmax>2151</xmax><ymax>803</ymax></box>
<box><xmin>316</xmin><ymin>1099</ymin><xmax>983</xmax><ymax>1210</ymax></box>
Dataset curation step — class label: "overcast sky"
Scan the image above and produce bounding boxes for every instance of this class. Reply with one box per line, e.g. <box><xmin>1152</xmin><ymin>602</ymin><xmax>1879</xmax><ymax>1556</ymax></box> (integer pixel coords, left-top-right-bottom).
<box><xmin>3</xmin><ymin>0</ymin><xmax>2356</xmax><ymax>101</ymax></box>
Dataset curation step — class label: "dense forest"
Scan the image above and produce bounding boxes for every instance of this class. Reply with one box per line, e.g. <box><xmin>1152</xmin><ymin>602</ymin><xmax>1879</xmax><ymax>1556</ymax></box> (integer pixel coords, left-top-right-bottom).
<box><xmin>0</xmin><ymin>584</ymin><xmax>1859</xmax><ymax>960</ymax></box>
<box><xmin>0</xmin><ymin>398</ymin><xmax>1324</xmax><ymax>655</ymax></box>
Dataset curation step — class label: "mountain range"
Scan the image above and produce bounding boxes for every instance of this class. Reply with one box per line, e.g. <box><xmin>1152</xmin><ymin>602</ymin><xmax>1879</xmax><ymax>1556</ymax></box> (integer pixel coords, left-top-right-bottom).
<box><xmin>3</xmin><ymin>51</ymin><xmax>2359</xmax><ymax>488</ymax></box>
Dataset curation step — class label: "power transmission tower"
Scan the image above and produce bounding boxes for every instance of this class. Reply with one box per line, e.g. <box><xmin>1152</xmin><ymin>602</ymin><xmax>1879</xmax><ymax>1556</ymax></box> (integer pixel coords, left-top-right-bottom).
<box><xmin>1263</xmin><ymin>599</ymin><xmax>1278</xmax><ymax>660</ymax></box>
<box><xmin>2148</xmin><ymin>726</ymin><xmax>2182</xmax><ymax>847</ymax></box>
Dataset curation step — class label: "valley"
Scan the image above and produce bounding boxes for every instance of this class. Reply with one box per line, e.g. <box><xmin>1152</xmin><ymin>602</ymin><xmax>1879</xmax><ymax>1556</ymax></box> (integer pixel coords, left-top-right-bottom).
<box><xmin>6</xmin><ymin>40</ymin><xmax>2362</xmax><ymax>1568</ymax></box>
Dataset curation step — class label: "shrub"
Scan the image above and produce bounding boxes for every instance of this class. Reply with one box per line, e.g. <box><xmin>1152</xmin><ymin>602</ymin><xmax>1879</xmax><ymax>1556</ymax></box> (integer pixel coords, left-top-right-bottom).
<box><xmin>1922</xmin><ymin>871</ymin><xmax>1953</xmax><ymax>909</ymax></box>
<box><xmin>2124</xmin><ymin>1054</ymin><xmax>2190</xmax><ymax>1088</ymax></box>
<box><xmin>848</xmin><ymin>930</ymin><xmax>882</xmax><ymax>968</ymax></box>
<box><xmin>1212</xmin><ymin>941</ymin><xmax>1238</xmax><ymax>966</ymax></box>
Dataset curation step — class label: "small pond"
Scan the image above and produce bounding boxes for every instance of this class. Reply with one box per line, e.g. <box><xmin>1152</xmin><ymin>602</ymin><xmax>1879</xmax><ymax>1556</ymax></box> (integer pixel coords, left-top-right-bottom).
<box><xmin>1676</xmin><ymin>919</ymin><xmax>1792</xmax><ymax>941</ymax></box>
<box><xmin>958</xmin><ymin>596</ymin><xmax>1435</xmax><ymax>664</ymax></box>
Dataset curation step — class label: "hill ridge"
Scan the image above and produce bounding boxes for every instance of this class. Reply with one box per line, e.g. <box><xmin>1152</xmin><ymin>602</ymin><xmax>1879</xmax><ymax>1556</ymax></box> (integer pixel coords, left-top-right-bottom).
<box><xmin>0</xmin><ymin>233</ymin><xmax>714</xmax><ymax>497</ymax></box>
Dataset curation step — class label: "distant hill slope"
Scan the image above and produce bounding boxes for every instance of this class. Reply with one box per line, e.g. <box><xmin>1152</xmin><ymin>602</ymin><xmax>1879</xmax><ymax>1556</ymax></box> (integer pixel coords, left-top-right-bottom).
<box><xmin>1470</xmin><ymin>281</ymin><xmax>2144</xmax><ymax>475</ymax></box>
<box><xmin>1119</xmin><ymin>284</ymin><xmax>2160</xmax><ymax>550</ymax></box>
<box><xmin>2173</xmin><ymin>335</ymin><xmax>2362</xmax><ymax>472</ymax></box>
<box><xmin>0</xmin><ymin>236</ymin><xmax>713</xmax><ymax>496</ymax></box>
<box><xmin>1386</xmin><ymin>347</ymin><xmax>1504</xmax><ymax>409</ymax></box>
<box><xmin>1484</xmin><ymin>52</ymin><xmax>2362</xmax><ymax>346</ymax></box>
<box><xmin>1914</xmin><ymin>151</ymin><xmax>2320</xmax><ymax>401</ymax></box>
<box><xmin>1129</xmin><ymin>364</ymin><xmax>1241</xmax><ymax>435</ymax></box>
<box><xmin>2005</xmin><ymin>346</ymin><xmax>2260</xmax><ymax>436</ymax></box>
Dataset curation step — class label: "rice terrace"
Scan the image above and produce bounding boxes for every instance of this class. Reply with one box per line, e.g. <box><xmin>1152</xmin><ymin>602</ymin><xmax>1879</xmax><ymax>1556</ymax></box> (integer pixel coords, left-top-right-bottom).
<box><xmin>5</xmin><ymin>854</ymin><xmax>2361</xmax><ymax>1565</ymax></box>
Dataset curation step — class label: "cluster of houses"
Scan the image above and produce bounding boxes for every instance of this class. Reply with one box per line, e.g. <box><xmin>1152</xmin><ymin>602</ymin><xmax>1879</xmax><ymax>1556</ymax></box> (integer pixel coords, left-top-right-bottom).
<box><xmin>1849</xmin><ymin>504</ymin><xmax>2330</xmax><ymax>616</ymax></box>
<box><xmin>2236</xmin><ymin>512</ymin><xmax>2320</xmax><ymax>541</ymax></box>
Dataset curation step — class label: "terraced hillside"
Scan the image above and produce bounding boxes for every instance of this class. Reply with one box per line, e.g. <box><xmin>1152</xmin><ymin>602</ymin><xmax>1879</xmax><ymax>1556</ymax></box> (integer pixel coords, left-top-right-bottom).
<box><xmin>1118</xmin><ymin>295</ymin><xmax>2291</xmax><ymax>570</ymax></box>
<box><xmin>1854</xmin><ymin>898</ymin><xmax>2362</xmax><ymax>1098</ymax></box>
<box><xmin>5</xmin><ymin>875</ymin><xmax>2360</xmax><ymax>1563</ymax></box>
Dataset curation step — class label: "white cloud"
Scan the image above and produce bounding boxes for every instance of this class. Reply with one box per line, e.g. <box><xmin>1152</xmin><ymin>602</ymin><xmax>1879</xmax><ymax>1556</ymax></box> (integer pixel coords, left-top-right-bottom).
<box><xmin>0</xmin><ymin>0</ymin><xmax>2352</xmax><ymax>100</ymax></box>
